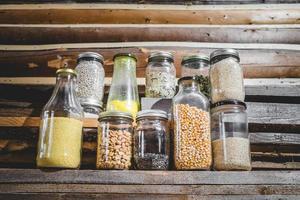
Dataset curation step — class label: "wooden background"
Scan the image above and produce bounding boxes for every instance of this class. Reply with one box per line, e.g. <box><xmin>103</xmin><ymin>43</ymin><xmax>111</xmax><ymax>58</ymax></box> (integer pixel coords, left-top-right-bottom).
<box><xmin>0</xmin><ymin>0</ymin><xmax>300</xmax><ymax>199</ymax></box>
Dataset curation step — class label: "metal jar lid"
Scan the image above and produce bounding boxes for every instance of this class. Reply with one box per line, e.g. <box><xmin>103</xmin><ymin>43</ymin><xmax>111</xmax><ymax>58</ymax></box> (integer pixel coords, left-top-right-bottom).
<box><xmin>113</xmin><ymin>53</ymin><xmax>137</xmax><ymax>62</ymax></box>
<box><xmin>77</xmin><ymin>52</ymin><xmax>104</xmax><ymax>64</ymax></box>
<box><xmin>98</xmin><ymin>111</ymin><xmax>133</xmax><ymax>121</ymax></box>
<box><xmin>81</xmin><ymin>99</ymin><xmax>103</xmax><ymax>109</ymax></box>
<box><xmin>211</xmin><ymin>99</ymin><xmax>247</xmax><ymax>110</ymax></box>
<box><xmin>181</xmin><ymin>54</ymin><xmax>210</xmax><ymax>66</ymax></box>
<box><xmin>136</xmin><ymin>109</ymin><xmax>168</xmax><ymax>121</ymax></box>
<box><xmin>210</xmin><ymin>49</ymin><xmax>240</xmax><ymax>63</ymax></box>
<box><xmin>56</xmin><ymin>68</ymin><xmax>77</xmax><ymax>76</ymax></box>
<box><xmin>148</xmin><ymin>51</ymin><xmax>174</xmax><ymax>63</ymax></box>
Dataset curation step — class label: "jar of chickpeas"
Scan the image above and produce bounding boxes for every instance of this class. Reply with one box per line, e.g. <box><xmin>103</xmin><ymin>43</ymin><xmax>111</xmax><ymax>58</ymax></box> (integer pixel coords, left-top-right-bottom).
<box><xmin>172</xmin><ymin>76</ymin><xmax>212</xmax><ymax>170</ymax></box>
<box><xmin>96</xmin><ymin>111</ymin><xmax>133</xmax><ymax>170</ymax></box>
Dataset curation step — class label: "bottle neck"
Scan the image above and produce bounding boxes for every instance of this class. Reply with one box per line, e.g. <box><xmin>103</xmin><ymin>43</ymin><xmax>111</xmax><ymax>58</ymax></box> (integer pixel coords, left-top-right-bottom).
<box><xmin>178</xmin><ymin>79</ymin><xmax>200</xmax><ymax>92</ymax></box>
<box><xmin>112</xmin><ymin>57</ymin><xmax>137</xmax><ymax>79</ymax></box>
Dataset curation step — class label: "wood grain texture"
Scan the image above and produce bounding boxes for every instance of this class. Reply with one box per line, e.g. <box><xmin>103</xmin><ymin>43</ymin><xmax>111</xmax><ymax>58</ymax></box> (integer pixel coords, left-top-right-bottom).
<box><xmin>0</xmin><ymin>4</ymin><xmax>299</xmax><ymax>25</ymax></box>
<box><xmin>1</xmin><ymin>43</ymin><xmax>300</xmax><ymax>78</ymax></box>
<box><xmin>0</xmin><ymin>0</ymin><xmax>299</xmax><ymax>4</ymax></box>
<box><xmin>0</xmin><ymin>169</ymin><xmax>299</xmax><ymax>184</ymax></box>
<box><xmin>1</xmin><ymin>24</ymin><xmax>300</xmax><ymax>44</ymax></box>
<box><xmin>1</xmin><ymin>193</ymin><xmax>299</xmax><ymax>200</ymax></box>
<box><xmin>0</xmin><ymin>184</ymin><xmax>299</xmax><ymax>195</ymax></box>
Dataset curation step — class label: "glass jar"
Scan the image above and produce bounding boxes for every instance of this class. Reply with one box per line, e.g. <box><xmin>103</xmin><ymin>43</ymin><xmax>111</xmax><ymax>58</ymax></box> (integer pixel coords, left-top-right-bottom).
<box><xmin>210</xmin><ymin>49</ymin><xmax>245</xmax><ymax>103</ymax></box>
<box><xmin>211</xmin><ymin>100</ymin><xmax>251</xmax><ymax>171</ymax></box>
<box><xmin>106</xmin><ymin>53</ymin><xmax>140</xmax><ymax>119</ymax></box>
<box><xmin>36</xmin><ymin>68</ymin><xmax>84</xmax><ymax>169</ymax></box>
<box><xmin>181</xmin><ymin>54</ymin><xmax>210</xmax><ymax>98</ymax></box>
<box><xmin>145</xmin><ymin>51</ymin><xmax>176</xmax><ymax>98</ymax></box>
<box><xmin>172</xmin><ymin>76</ymin><xmax>212</xmax><ymax>170</ymax></box>
<box><xmin>96</xmin><ymin>111</ymin><xmax>133</xmax><ymax>170</ymax></box>
<box><xmin>75</xmin><ymin>52</ymin><xmax>105</xmax><ymax>116</ymax></box>
<box><xmin>134</xmin><ymin>110</ymin><xmax>170</xmax><ymax>170</ymax></box>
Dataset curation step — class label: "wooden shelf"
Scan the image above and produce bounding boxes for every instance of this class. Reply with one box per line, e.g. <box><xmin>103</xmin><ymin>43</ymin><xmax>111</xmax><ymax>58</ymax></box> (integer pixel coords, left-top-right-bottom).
<box><xmin>0</xmin><ymin>169</ymin><xmax>299</xmax><ymax>199</ymax></box>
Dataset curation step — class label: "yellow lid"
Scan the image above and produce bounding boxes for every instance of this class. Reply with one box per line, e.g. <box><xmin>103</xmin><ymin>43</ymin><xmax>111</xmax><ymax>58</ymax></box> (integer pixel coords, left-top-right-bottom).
<box><xmin>56</xmin><ymin>68</ymin><xmax>77</xmax><ymax>76</ymax></box>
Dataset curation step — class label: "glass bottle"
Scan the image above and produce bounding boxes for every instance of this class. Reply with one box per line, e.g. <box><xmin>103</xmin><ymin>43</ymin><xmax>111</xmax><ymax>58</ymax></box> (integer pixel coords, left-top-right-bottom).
<box><xmin>106</xmin><ymin>53</ymin><xmax>140</xmax><ymax>118</ymax></box>
<box><xmin>134</xmin><ymin>110</ymin><xmax>170</xmax><ymax>170</ymax></box>
<box><xmin>96</xmin><ymin>111</ymin><xmax>133</xmax><ymax>170</ymax></box>
<box><xmin>181</xmin><ymin>54</ymin><xmax>210</xmax><ymax>98</ymax></box>
<box><xmin>211</xmin><ymin>100</ymin><xmax>251</xmax><ymax>171</ymax></box>
<box><xmin>210</xmin><ymin>49</ymin><xmax>245</xmax><ymax>103</ymax></box>
<box><xmin>75</xmin><ymin>52</ymin><xmax>105</xmax><ymax>116</ymax></box>
<box><xmin>172</xmin><ymin>76</ymin><xmax>212</xmax><ymax>170</ymax></box>
<box><xmin>145</xmin><ymin>51</ymin><xmax>176</xmax><ymax>98</ymax></box>
<box><xmin>36</xmin><ymin>68</ymin><xmax>84</xmax><ymax>169</ymax></box>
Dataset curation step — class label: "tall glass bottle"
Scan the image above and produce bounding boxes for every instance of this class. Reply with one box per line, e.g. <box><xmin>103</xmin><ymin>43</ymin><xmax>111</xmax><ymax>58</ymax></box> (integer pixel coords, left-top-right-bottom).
<box><xmin>36</xmin><ymin>68</ymin><xmax>84</xmax><ymax>169</ymax></box>
<box><xmin>106</xmin><ymin>53</ymin><xmax>140</xmax><ymax>118</ymax></box>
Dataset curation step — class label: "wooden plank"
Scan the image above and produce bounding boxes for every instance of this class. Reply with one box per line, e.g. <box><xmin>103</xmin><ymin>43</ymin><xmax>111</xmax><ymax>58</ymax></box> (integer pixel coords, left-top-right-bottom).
<box><xmin>1</xmin><ymin>43</ymin><xmax>300</xmax><ymax>78</ymax></box>
<box><xmin>0</xmin><ymin>117</ymin><xmax>98</xmax><ymax>128</ymax></box>
<box><xmin>0</xmin><ymin>102</ymin><xmax>298</xmax><ymax>127</ymax></box>
<box><xmin>0</xmin><ymin>4</ymin><xmax>299</xmax><ymax>25</ymax></box>
<box><xmin>1</xmin><ymin>24</ymin><xmax>300</xmax><ymax>44</ymax></box>
<box><xmin>0</xmin><ymin>184</ymin><xmax>299</xmax><ymax>195</ymax></box>
<box><xmin>1</xmin><ymin>193</ymin><xmax>299</xmax><ymax>200</ymax></box>
<box><xmin>0</xmin><ymin>0</ymin><xmax>299</xmax><ymax>5</ymax></box>
<box><xmin>0</xmin><ymin>169</ymin><xmax>298</xmax><ymax>184</ymax></box>
<box><xmin>0</xmin><ymin>78</ymin><xmax>299</xmax><ymax>97</ymax></box>
<box><xmin>250</xmin><ymin>132</ymin><xmax>300</xmax><ymax>145</ymax></box>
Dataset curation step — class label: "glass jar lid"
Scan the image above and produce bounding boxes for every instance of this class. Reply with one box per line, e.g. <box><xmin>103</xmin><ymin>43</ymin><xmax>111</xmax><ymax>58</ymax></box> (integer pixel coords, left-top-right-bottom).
<box><xmin>56</xmin><ymin>68</ymin><xmax>77</xmax><ymax>76</ymax></box>
<box><xmin>77</xmin><ymin>52</ymin><xmax>104</xmax><ymax>64</ymax></box>
<box><xmin>113</xmin><ymin>53</ymin><xmax>137</xmax><ymax>62</ymax></box>
<box><xmin>210</xmin><ymin>49</ymin><xmax>240</xmax><ymax>63</ymax></box>
<box><xmin>98</xmin><ymin>111</ymin><xmax>133</xmax><ymax>121</ymax></box>
<box><xmin>211</xmin><ymin>99</ymin><xmax>247</xmax><ymax>110</ymax></box>
<box><xmin>148</xmin><ymin>51</ymin><xmax>174</xmax><ymax>63</ymax></box>
<box><xmin>136</xmin><ymin>109</ymin><xmax>168</xmax><ymax>120</ymax></box>
<box><xmin>181</xmin><ymin>54</ymin><xmax>209</xmax><ymax>66</ymax></box>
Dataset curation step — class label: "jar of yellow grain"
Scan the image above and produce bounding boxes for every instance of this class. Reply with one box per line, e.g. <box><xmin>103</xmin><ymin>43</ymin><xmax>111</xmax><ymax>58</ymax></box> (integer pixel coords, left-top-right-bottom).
<box><xmin>172</xmin><ymin>76</ymin><xmax>212</xmax><ymax>170</ymax></box>
<box><xmin>36</xmin><ymin>68</ymin><xmax>84</xmax><ymax>169</ymax></box>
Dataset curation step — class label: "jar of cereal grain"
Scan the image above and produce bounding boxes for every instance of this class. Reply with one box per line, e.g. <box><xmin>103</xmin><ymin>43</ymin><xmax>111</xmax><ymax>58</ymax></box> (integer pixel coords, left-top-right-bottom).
<box><xmin>210</xmin><ymin>49</ymin><xmax>245</xmax><ymax>103</ymax></box>
<box><xmin>172</xmin><ymin>76</ymin><xmax>212</xmax><ymax>170</ymax></box>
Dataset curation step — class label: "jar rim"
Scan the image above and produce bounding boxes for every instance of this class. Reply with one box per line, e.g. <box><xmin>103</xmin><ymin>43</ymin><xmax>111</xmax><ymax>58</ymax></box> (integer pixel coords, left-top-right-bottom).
<box><xmin>98</xmin><ymin>111</ymin><xmax>133</xmax><ymax>121</ymax></box>
<box><xmin>211</xmin><ymin>99</ymin><xmax>247</xmax><ymax>110</ymax></box>
<box><xmin>210</xmin><ymin>49</ymin><xmax>240</xmax><ymax>63</ymax></box>
<box><xmin>56</xmin><ymin>68</ymin><xmax>77</xmax><ymax>76</ymax></box>
<box><xmin>113</xmin><ymin>53</ymin><xmax>137</xmax><ymax>62</ymax></box>
<box><xmin>136</xmin><ymin>109</ymin><xmax>168</xmax><ymax>120</ymax></box>
<box><xmin>177</xmin><ymin>76</ymin><xmax>198</xmax><ymax>85</ymax></box>
<box><xmin>148</xmin><ymin>51</ymin><xmax>174</xmax><ymax>63</ymax></box>
<box><xmin>77</xmin><ymin>52</ymin><xmax>104</xmax><ymax>64</ymax></box>
<box><xmin>181</xmin><ymin>54</ymin><xmax>210</xmax><ymax>66</ymax></box>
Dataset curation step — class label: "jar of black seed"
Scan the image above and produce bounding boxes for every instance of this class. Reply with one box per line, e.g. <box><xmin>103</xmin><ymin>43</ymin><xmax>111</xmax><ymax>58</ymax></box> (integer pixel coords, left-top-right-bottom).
<box><xmin>75</xmin><ymin>52</ymin><xmax>105</xmax><ymax>116</ymax></box>
<box><xmin>134</xmin><ymin>110</ymin><xmax>170</xmax><ymax>170</ymax></box>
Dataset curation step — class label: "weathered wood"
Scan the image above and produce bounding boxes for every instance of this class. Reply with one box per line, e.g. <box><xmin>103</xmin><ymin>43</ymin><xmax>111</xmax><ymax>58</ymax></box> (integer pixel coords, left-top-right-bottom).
<box><xmin>0</xmin><ymin>4</ymin><xmax>299</xmax><ymax>25</ymax></box>
<box><xmin>1</xmin><ymin>193</ymin><xmax>299</xmax><ymax>200</ymax></box>
<box><xmin>1</xmin><ymin>78</ymin><xmax>299</xmax><ymax>97</ymax></box>
<box><xmin>0</xmin><ymin>117</ymin><xmax>98</xmax><ymax>128</ymax></box>
<box><xmin>0</xmin><ymin>0</ymin><xmax>299</xmax><ymax>5</ymax></box>
<box><xmin>0</xmin><ymin>102</ymin><xmax>298</xmax><ymax>127</ymax></box>
<box><xmin>1</xmin><ymin>43</ymin><xmax>300</xmax><ymax>78</ymax></box>
<box><xmin>0</xmin><ymin>184</ymin><xmax>299</xmax><ymax>195</ymax></box>
<box><xmin>0</xmin><ymin>169</ymin><xmax>299</xmax><ymax>184</ymax></box>
<box><xmin>1</xmin><ymin>24</ymin><xmax>300</xmax><ymax>44</ymax></box>
<box><xmin>250</xmin><ymin>132</ymin><xmax>300</xmax><ymax>145</ymax></box>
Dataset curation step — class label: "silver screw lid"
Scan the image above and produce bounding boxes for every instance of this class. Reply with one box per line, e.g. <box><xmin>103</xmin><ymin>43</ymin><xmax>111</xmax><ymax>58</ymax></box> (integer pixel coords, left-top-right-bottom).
<box><xmin>98</xmin><ymin>111</ymin><xmax>133</xmax><ymax>121</ymax></box>
<box><xmin>148</xmin><ymin>51</ymin><xmax>174</xmax><ymax>63</ymax></box>
<box><xmin>181</xmin><ymin>54</ymin><xmax>210</xmax><ymax>65</ymax></box>
<box><xmin>77</xmin><ymin>52</ymin><xmax>104</xmax><ymax>64</ymax></box>
<box><xmin>210</xmin><ymin>49</ymin><xmax>240</xmax><ymax>63</ymax></box>
<box><xmin>136</xmin><ymin>109</ymin><xmax>168</xmax><ymax>120</ymax></box>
